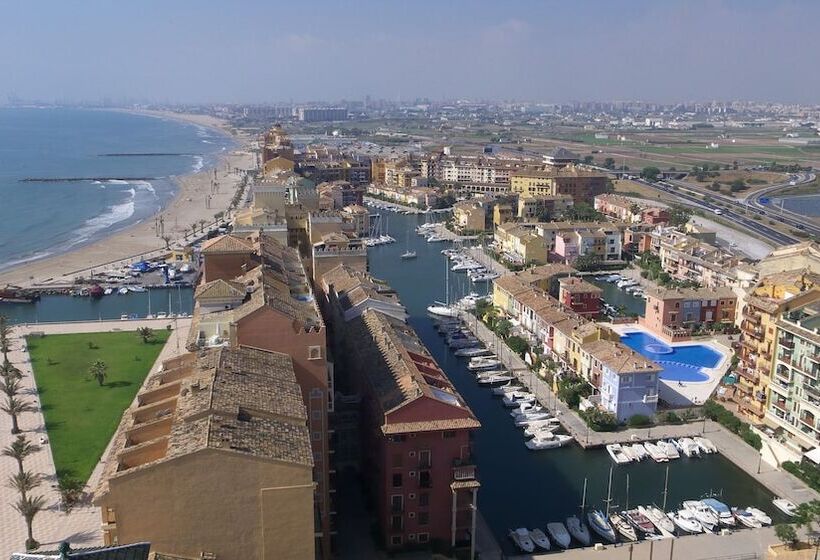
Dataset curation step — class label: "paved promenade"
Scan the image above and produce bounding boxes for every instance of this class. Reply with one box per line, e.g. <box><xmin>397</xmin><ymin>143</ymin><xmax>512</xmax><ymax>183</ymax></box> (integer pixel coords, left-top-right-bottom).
<box><xmin>0</xmin><ymin>318</ymin><xmax>189</xmax><ymax>557</ymax></box>
<box><xmin>458</xmin><ymin>312</ymin><xmax>820</xmax><ymax>505</ymax></box>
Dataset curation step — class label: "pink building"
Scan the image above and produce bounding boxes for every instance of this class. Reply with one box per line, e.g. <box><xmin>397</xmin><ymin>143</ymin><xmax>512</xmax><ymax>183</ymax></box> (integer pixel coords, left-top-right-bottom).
<box><xmin>643</xmin><ymin>286</ymin><xmax>737</xmax><ymax>339</ymax></box>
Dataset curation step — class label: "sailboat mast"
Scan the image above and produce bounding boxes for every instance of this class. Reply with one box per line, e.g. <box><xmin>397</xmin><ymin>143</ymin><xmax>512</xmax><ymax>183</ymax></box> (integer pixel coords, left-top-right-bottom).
<box><xmin>662</xmin><ymin>465</ymin><xmax>669</xmax><ymax>511</ymax></box>
<box><xmin>625</xmin><ymin>474</ymin><xmax>630</xmax><ymax>510</ymax></box>
<box><xmin>580</xmin><ymin>477</ymin><xmax>588</xmax><ymax>513</ymax></box>
<box><xmin>605</xmin><ymin>466</ymin><xmax>613</xmax><ymax>516</ymax></box>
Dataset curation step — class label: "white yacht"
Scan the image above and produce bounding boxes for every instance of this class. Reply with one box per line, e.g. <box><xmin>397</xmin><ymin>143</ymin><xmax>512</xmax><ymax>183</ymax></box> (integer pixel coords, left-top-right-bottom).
<box><xmin>467</xmin><ymin>357</ymin><xmax>502</xmax><ymax>370</ymax></box>
<box><xmin>732</xmin><ymin>507</ymin><xmax>762</xmax><ymax>528</ymax></box>
<box><xmin>658</xmin><ymin>440</ymin><xmax>680</xmax><ymax>460</ymax></box>
<box><xmin>746</xmin><ymin>506</ymin><xmax>772</xmax><ymax>525</ymax></box>
<box><xmin>454</xmin><ymin>347</ymin><xmax>492</xmax><ymax>357</ymax></box>
<box><xmin>644</xmin><ymin>442</ymin><xmax>668</xmax><ymax>462</ymax></box>
<box><xmin>587</xmin><ymin>510</ymin><xmax>617</xmax><ymax>543</ymax></box>
<box><xmin>669</xmin><ymin>510</ymin><xmax>703</xmax><ymax>534</ymax></box>
<box><xmin>639</xmin><ymin>505</ymin><xmax>675</xmax><ymax>534</ymax></box>
<box><xmin>701</xmin><ymin>498</ymin><xmax>736</xmax><ymax>527</ymax></box>
<box><xmin>525</xmin><ymin>433</ymin><xmax>573</xmax><ymax>450</ymax></box>
<box><xmin>514</xmin><ymin>412</ymin><xmax>554</xmax><ymax>426</ymax></box>
<box><xmin>491</xmin><ymin>383</ymin><xmax>522</xmax><ymax>396</ymax></box>
<box><xmin>427</xmin><ymin>302</ymin><xmax>458</xmax><ymax>317</ymax></box>
<box><xmin>631</xmin><ymin>443</ymin><xmax>649</xmax><ymax>461</ymax></box>
<box><xmin>509</xmin><ymin>528</ymin><xmax>535</xmax><ymax>553</ymax></box>
<box><xmin>530</xmin><ymin>528</ymin><xmax>551</xmax><ymax>551</ymax></box>
<box><xmin>477</xmin><ymin>374</ymin><xmax>514</xmax><ymax>385</ymax></box>
<box><xmin>682</xmin><ymin>501</ymin><xmax>719</xmax><ymax>532</ymax></box>
<box><xmin>606</xmin><ymin>443</ymin><xmax>632</xmax><ymax>464</ymax></box>
<box><xmin>524</xmin><ymin>424</ymin><xmax>556</xmax><ymax>438</ymax></box>
<box><xmin>772</xmin><ymin>498</ymin><xmax>798</xmax><ymax>517</ymax></box>
<box><xmin>694</xmin><ymin>436</ymin><xmax>718</xmax><ymax>454</ymax></box>
<box><xmin>678</xmin><ymin>437</ymin><xmax>701</xmax><ymax>458</ymax></box>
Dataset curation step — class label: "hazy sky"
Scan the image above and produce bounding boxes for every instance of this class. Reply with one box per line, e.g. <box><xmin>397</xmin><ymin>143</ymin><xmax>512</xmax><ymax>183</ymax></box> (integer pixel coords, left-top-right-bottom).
<box><xmin>2</xmin><ymin>0</ymin><xmax>818</xmax><ymax>104</ymax></box>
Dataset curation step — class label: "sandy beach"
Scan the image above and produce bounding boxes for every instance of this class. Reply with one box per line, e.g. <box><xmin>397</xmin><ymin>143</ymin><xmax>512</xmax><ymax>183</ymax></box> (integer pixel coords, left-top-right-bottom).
<box><xmin>0</xmin><ymin>110</ymin><xmax>256</xmax><ymax>288</ymax></box>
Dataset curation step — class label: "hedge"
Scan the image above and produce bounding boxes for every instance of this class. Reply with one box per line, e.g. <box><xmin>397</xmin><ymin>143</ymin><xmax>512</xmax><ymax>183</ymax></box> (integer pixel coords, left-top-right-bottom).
<box><xmin>702</xmin><ymin>399</ymin><xmax>762</xmax><ymax>450</ymax></box>
<box><xmin>783</xmin><ymin>461</ymin><xmax>820</xmax><ymax>493</ymax></box>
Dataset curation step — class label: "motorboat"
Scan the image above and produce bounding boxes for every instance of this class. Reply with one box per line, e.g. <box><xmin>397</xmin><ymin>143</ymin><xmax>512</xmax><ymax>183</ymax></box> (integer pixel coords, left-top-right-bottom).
<box><xmin>682</xmin><ymin>500</ymin><xmax>719</xmax><ymax>532</ymax></box>
<box><xmin>606</xmin><ymin>443</ymin><xmax>632</xmax><ymax>465</ymax></box>
<box><xmin>477</xmin><ymin>374</ymin><xmax>514</xmax><ymax>385</ymax></box>
<box><xmin>491</xmin><ymin>383</ymin><xmax>523</xmax><ymax>396</ymax></box>
<box><xmin>511</xmin><ymin>401</ymin><xmax>542</xmax><ymax>416</ymax></box>
<box><xmin>746</xmin><ymin>506</ymin><xmax>772</xmax><ymax>525</ymax></box>
<box><xmin>454</xmin><ymin>347</ymin><xmax>492</xmax><ymax>357</ymax></box>
<box><xmin>128</xmin><ymin>285</ymin><xmax>147</xmax><ymax>293</ymax></box>
<box><xmin>546</xmin><ymin>522</ymin><xmax>571</xmax><ymax>549</ymax></box>
<box><xmin>658</xmin><ymin>440</ymin><xmax>680</xmax><ymax>460</ymax></box>
<box><xmin>639</xmin><ymin>505</ymin><xmax>675</xmax><ymax>534</ymax></box>
<box><xmin>509</xmin><ymin>528</ymin><xmax>535</xmax><ymax>553</ymax></box>
<box><xmin>644</xmin><ymin>442</ymin><xmax>668</xmax><ymax>462</ymax></box>
<box><xmin>103</xmin><ymin>287</ymin><xmax>113</xmax><ymax>296</ymax></box>
<box><xmin>448</xmin><ymin>338</ymin><xmax>481</xmax><ymax>350</ymax></box>
<box><xmin>514</xmin><ymin>412</ymin><xmax>553</xmax><ymax>426</ymax></box>
<box><xmin>525</xmin><ymin>433</ymin><xmax>573</xmax><ymax>450</ymax></box>
<box><xmin>701</xmin><ymin>498</ymin><xmax>736</xmax><ymax>527</ymax></box>
<box><xmin>622</xmin><ymin>445</ymin><xmax>638</xmax><ymax>462</ymax></box>
<box><xmin>631</xmin><ymin>443</ymin><xmax>649</xmax><ymax>461</ymax></box>
<box><xmin>468</xmin><ymin>357</ymin><xmax>502</xmax><ymax>370</ymax></box>
<box><xmin>772</xmin><ymin>498</ymin><xmax>798</xmax><ymax>517</ymax></box>
<box><xmin>426</xmin><ymin>234</ymin><xmax>447</xmax><ymax>243</ymax></box>
<box><xmin>624</xmin><ymin>509</ymin><xmax>657</xmax><ymax>536</ymax></box>
<box><xmin>566</xmin><ymin>515</ymin><xmax>591</xmax><ymax>546</ymax></box>
<box><xmin>117</xmin><ymin>287</ymin><xmax>129</xmax><ymax>295</ymax></box>
<box><xmin>609</xmin><ymin>512</ymin><xmax>638</xmax><ymax>542</ymax></box>
<box><xmin>693</xmin><ymin>436</ymin><xmax>718</xmax><ymax>454</ymax></box>
<box><xmin>587</xmin><ymin>510</ymin><xmax>617</xmax><ymax>543</ymax></box>
<box><xmin>732</xmin><ymin>507</ymin><xmax>763</xmax><ymax>529</ymax></box>
<box><xmin>503</xmin><ymin>391</ymin><xmax>535</xmax><ymax>407</ymax></box>
<box><xmin>521</xmin><ymin>418</ymin><xmax>560</xmax><ymax>432</ymax></box>
<box><xmin>669</xmin><ymin>510</ymin><xmax>703</xmax><ymax>534</ymax></box>
<box><xmin>400</xmin><ymin>250</ymin><xmax>417</xmax><ymax>260</ymax></box>
<box><xmin>524</xmin><ymin>424</ymin><xmax>556</xmax><ymax>438</ymax></box>
<box><xmin>530</xmin><ymin>528</ymin><xmax>551</xmax><ymax>551</ymax></box>
<box><xmin>678</xmin><ymin>437</ymin><xmax>701</xmax><ymax>458</ymax></box>
<box><xmin>427</xmin><ymin>302</ymin><xmax>458</xmax><ymax>317</ymax></box>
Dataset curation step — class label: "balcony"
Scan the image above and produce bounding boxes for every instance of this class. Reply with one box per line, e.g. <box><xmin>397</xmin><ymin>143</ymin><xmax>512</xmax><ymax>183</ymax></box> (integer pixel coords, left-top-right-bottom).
<box><xmin>739</xmin><ymin>367</ymin><xmax>760</xmax><ymax>384</ymax></box>
<box><xmin>772</xmin><ymin>400</ymin><xmax>790</xmax><ymax>414</ymax></box>
<box><xmin>746</xmin><ymin>310</ymin><xmax>762</xmax><ymax>325</ymax></box>
<box><xmin>453</xmin><ymin>458</ymin><xmax>477</xmax><ymax>481</ymax></box>
<box><xmin>780</xmin><ymin>337</ymin><xmax>795</xmax><ymax>350</ymax></box>
<box><xmin>740</xmin><ymin>400</ymin><xmax>766</xmax><ymax>419</ymax></box>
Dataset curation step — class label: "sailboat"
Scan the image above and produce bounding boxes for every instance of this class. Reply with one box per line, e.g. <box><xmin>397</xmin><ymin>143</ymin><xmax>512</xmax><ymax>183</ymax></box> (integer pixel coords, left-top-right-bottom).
<box><xmin>400</xmin><ymin>231</ymin><xmax>416</xmax><ymax>259</ymax></box>
<box><xmin>427</xmin><ymin>257</ymin><xmax>457</xmax><ymax>317</ymax></box>
<box><xmin>587</xmin><ymin>468</ymin><xmax>617</xmax><ymax>543</ymax></box>
<box><xmin>567</xmin><ymin>478</ymin><xmax>592</xmax><ymax>545</ymax></box>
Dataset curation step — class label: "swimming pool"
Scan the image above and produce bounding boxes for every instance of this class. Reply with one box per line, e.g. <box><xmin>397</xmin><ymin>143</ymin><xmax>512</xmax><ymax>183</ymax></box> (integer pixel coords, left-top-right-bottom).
<box><xmin>620</xmin><ymin>331</ymin><xmax>723</xmax><ymax>383</ymax></box>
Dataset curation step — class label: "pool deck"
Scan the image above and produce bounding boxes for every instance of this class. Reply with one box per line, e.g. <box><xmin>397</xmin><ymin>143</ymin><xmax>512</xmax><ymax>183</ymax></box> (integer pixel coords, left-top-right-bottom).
<box><xmin>609</xmin><ymin>324</ymin><xmax>732</xmax><ymax>408</ymax></box>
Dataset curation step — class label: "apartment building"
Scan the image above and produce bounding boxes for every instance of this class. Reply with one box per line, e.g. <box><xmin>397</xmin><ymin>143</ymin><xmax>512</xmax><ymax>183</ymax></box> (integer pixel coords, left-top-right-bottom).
<box><xmin>453</xmin><ymin>198</ymin><xmax>489</xmax><ymax>232</ymax></box>
<box><xmin>510</xmin><ymin>167</ymin><xmax>610</xmax><ymax>204</ymax></box>
<box><xmin>558</xmin><ymin>276</ymin><xmax>603</xmax><ymax>318</ymax></box>
<box><xmin>94</xmin><ymin>347</ymin><xmax>316</xmax><ymax>560</ymax></box>
<box><xmin>517</xmin><ymin>194</ymin><xmax>574</xmax><ymax>221</ymax></box>
<box><xmin>297</xmin><ymin>107</ymin><xmax>348</xmax><ymax>122</ymax></box>
<box><xmin>535</xmin><ymin>222</ymin><xmax>624</xmax><ymax>263</ymax></box>
<box><xmin>767</xmin><ymin>295</ymin><xmax>820</xmax><ymax>450</ymax></box>
<box><xmin>735</xmin><ymin>275</ymin><xmax>820</xmax><ymax>422</ymax></box>
<box><xmin>320</xmin><ymin>266</ymin><xmax>480</xmax><ymax>552</ymax></box>
<box><xmin>298</xmin><ymin>159</ymin><xmax>370</xmax><ymax>186</ymax></box>
<box><xmin>492</xmin><ymin>202</ymin><xmax>514</xmax><ymax>227</ymax></box>
<box><xmin>494</xmin><ymin>223</ymin><xmax>548</xmax><ymax>265</ymax></box>
<box><xmin>643</xmin><ymin>286</ymin><xmax>737</xmax><ymax>339</ymax></box>
<box><xmin>367</xmin><ymin>184</ymin><xmax>439</xmax><ymax>208</ymax></box>
<box><xmin>316</xmin><ymin>180</ymin><xmax>366</xmax><ymax>210</ymax></box>
<box><xmin>191</xmin><ymin>233</ymin><xmax>333</xmax><ymax>559</ymax></box>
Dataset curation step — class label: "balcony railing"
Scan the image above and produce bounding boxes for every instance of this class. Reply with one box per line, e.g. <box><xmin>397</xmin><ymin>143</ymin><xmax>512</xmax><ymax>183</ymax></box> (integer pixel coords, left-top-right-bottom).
<box><xmin>453</xmin><ymin>458</ymin><xmax>477</xmax><ymax>481</ymax></box>
<box><xmin>739</xmin><ymin>368</ymin><xmax>760</xmax><ymax>384</ymax></box>
<box><xmin>780</xmin><ymin>338</ymin><xmax>795</xmax><ymax>350</ymax></box>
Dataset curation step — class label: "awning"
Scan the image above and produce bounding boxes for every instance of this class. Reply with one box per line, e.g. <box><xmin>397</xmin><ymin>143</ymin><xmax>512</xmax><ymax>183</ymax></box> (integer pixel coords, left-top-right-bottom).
<box><xmin>804</xmin><ymin>447</ymin><xmax>820</xmax><ymax>465</ymax></box>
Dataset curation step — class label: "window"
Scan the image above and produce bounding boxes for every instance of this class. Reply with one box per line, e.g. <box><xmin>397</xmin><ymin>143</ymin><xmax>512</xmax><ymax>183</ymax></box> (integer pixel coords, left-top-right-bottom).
<box><xmin>391</xmin><ymin>535</ymin><xmax>402</xmax><ymax>546</ymax></box>
<box><xmin>419</xmin><ymin>450</ymin><xmax>431</xmax><ymax>468</ymax></box>
<box><xmin>443</xmin><ymin>431</ymin><xmax>456</xmax><ymax>439</ymax></box>
<box><xmin>392</xmin><ymin>473</ymin><xmax>403</xmax><ymax>487</ymax></box>
<box><xmin>391</xmin><ymin>495</ymin><xmax>404</xmax><ymax>513</ymax></box>
<box><xmin>308</xmin><ymin>346</ymin><xmax>322</xmax><ymax>360</ymax></box>
<box><xmin>418</xmin><ymin>533</ymin><xmax>430</xmax><ymax>544</ymax></box>
<box><xmin>312</xmin><ymin>410</ymin><xmax>322</xmax><ymax>420</ymax></box>
<box><xmin>418</xmin><ymin>512</ymin><xmax>429</xmax><ymax>526</ymax></box>
<box><xmin>313</xmin><ymin>431</ymin><xmax>321</xmax><ymax>441</ymax></box>
<box><xmin>419</xmin><ymin>470</ymin><xmax>432</xmax><ymax>488</ymax></box>
<box><xmin>419</xmin><ymin>493</ymin><xmax>429</xmax><ymax>507</ymax></box>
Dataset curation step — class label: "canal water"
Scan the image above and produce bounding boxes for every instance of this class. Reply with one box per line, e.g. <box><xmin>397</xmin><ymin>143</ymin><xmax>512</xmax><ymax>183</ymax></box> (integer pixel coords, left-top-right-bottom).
<box><xmin>367</xmin><ymin>209</ymin><xmax>781</xmax><ymax>553</ymax></box>
<box><xmin>0</xmin><ymin>287</ymin><xmax>193</xmax><ymax>324</ymax></box>
<box><xmin>588</xmin><ymin>277</ymin><xmax>646</xmax><ymax>317</ymax></box>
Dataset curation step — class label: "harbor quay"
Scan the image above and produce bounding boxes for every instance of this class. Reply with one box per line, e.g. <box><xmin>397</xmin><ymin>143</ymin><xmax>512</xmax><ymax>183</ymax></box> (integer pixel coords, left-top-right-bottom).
<box><xmin>456</xmin><ymin>311</ymin><xmax>820</xmax><ymax>506</ymax></box>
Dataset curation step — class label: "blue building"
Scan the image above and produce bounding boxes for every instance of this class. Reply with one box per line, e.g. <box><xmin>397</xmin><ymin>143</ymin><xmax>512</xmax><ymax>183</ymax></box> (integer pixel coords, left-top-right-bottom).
<box><xmin>585</xmin><ymin>340</ymin><xmax>662</xmax><ymax>421</ymax></box>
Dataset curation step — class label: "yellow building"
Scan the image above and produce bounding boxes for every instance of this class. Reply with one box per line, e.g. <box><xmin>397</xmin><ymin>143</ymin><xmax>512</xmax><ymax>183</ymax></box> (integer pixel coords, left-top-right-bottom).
<box><xmin>734</xmin><ymin>272</ymin><xmax>820</xmax><ymax>422</ymax></box>
<box><xmin>510</xmin><ymin>167</ymin><xmax>610</xmax><ymax>203</ymax></box>
<box><xmin>494</xmin><ymin>223</ymin><xmax>549</xmax><ymax>265</ymax></box>
<box><xmin>453</xmin><ymin>199</ymin><xmax>488</xmax><ymax>232</ymax></box>
<box><xmin>95</xmin><ymin>347</ymin><xmax>316</xmax><ymax>560</ymax></box>
<box><xmin>492</xmin><ymin>203</ymin><xmax>514</xmax><ymax>227</ymax></box>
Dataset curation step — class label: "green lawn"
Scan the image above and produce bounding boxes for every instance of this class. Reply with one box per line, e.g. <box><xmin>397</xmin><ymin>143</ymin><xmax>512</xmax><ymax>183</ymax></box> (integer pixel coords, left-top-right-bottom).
<box><xmin>27</xmin><ymin>329</ymin><xmax>170</xmax><ymax>483</ymax></box>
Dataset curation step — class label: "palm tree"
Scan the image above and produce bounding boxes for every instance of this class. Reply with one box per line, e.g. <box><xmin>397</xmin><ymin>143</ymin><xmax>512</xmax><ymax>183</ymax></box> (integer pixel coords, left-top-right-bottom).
<box><xmin>2</xmin><ymin>396</ymin><xmax>36</xmax><ymax>434</ymax></box>
<box><xmin>0</xmin><ymin>374</ymin><xmax>22</xmax><ymax>399</ymax></box>
<box><xmin>1</xmin><ymin>358</ymin><xmax>22</xmax><ymax>380</ymax></box>
<box><xmin>136</xmin><ymin>327</ymin><xmax>154</xmax><ymax>344</ymax></box>
<box><xmin>13</xmin><ymin>493</ymin><xmax>46</xmax><ymax>551</ymax></box>
<box><xmin>89</xmin><ymin>360</ymin><xmax>108</xmax><ymax>387</ymax></box>
<box><xmin>198</xmin><ymin>219</ymin><xmax>207</xmax><ymax>233</ymax></box>
<box><xmin>7</xmin><ymin>470</ymin><xmax>41</xmax><ymax>500</ymax></box>
<box><xmin>2</xmin><ymin>435</ymin><xmax>39</xmax><ymax>475</ymax></box>
<box><xmin>161</xmin><ymin>235</ymin><xmax>172</xmax><ymax>250</ymax></box>
<box><xmin>0</xmin><ymin>314</ymin><xmax>11</xmax><ymax>361</ymax></box>
<box><xmin>182</xmin><ymin>227</ymin><xmax>190</xmax><ymax>239</ymax></box>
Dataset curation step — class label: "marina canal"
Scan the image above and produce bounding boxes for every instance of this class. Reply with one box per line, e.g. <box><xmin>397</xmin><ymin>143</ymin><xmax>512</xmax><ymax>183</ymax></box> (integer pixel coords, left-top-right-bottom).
<box><xmin>366</xmin><ymin>209</ymin><xmax>784</xmax><ymax>553</ymax></box>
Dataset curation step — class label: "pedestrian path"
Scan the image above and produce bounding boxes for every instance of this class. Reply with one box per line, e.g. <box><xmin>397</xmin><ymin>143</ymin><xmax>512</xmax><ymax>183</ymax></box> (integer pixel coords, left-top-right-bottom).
<box><xmin>0</xmin><ymin>319</ymin><xmax>190</xmax><ymax>557</ymax></box>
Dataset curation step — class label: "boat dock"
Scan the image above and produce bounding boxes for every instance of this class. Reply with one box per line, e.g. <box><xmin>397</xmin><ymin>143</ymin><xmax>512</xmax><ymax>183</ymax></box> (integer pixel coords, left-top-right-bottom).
<box><xmin>457</xmin><ymin>311</ymin><xmax>820</xmax><ymax>505</ymax></box>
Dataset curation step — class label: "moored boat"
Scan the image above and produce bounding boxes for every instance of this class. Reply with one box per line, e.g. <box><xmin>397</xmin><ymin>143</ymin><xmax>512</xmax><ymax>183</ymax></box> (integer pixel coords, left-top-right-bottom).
<box><xmin>587</xmin><ymin>510</ymin><xmax>617</xmax><ymax>543</ymax></box>
<box><xmin>546</xmin><ymin>522</ymin><xmax>571</xmax><ymax>549</ymax></box>
<box><xmin>682</xmin><ymin>500</ymin><xmax>719</xmax><ymax>532</ymax></box>
<box><xmin>631</xmin><ymin>443</ymin><xmax>649</xmax><ymax>461</ymax></box>
<box><xmin>530</xmin><ymin>528</ymin><xmax>551</xmax><ymax>551</ymax></box>
<box><xmin>509</xmin><ymin>528</ymin><xmax>535</xmax><ymax>553</ymax></box>
<box><xmin>624</xmin><ymin>508</ymin><xmax>657</xmax><ymax>536</ymax></box>
<box><xmin>732</xmin><ymin>507</ymin><xmax>762</xmax><ymax>528</ymax></box>
<box><xmin>566</xmin><ymin>515</ymin><xmax>591</xmax><ymax>546</ymax></box>
<box><xmin>606</xmin><ymin>443</ymin><xmax>632</xmax><ymax>464</ymax></box>
<box><xmin>701</xmin><ymin>498</ymin><xmax>736</xmax><ymax>527</ymax></box>
<box><xmin>609</xmin><ymin>512</ymin><xmax>638</xmax><ymax>541</ymax></box>
<box><xmin>644</xmin><ymin>442</ymin><xmax>668</xmax><ymax>462</ymax></box>
<box><xmin>669</xmin><ymin>510</ymin><xmax>703</xmax><ymax>534</ymax></box>
<box><xmin>746</xmin><ymin>506</ymin><xmax>772</xmax><ymax>525</ymax></box>
<box><xmin>772</xmin><ymin>498</ymin><xmax>798</xmax><ymax>517</ymax></box>
<box><xmin>639</xmin><ymin>505</ymin><xmax>675</xmax><ymax>534</ymax></box>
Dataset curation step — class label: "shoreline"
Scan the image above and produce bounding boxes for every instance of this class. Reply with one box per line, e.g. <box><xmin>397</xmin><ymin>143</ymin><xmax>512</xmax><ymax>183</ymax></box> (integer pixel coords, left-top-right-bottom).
<box><xmin>0</xmin><ymin>109</ymin><xmax>256</xmax><ymax>288</ymax></box>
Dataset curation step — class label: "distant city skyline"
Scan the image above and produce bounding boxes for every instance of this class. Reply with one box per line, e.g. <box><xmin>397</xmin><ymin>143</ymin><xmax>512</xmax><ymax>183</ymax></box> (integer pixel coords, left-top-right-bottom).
<box><xmin>1</xmin><ymin>0</ymin><xmax>819</xmax><ymax>105</ymax></box>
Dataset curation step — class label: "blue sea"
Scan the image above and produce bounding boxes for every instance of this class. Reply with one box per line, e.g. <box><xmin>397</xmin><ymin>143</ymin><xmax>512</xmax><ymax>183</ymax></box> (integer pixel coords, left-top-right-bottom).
<box><xmin>0</xmin><ymin>108</ymin><xmax>234</xmax><ymax>270</ymax></box>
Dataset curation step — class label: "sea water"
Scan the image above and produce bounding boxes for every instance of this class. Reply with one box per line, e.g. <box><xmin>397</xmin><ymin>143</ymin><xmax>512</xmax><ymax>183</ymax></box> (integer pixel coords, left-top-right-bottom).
<box><xmin>0</xmin><ymin>108</ymin><xmax>234</xmax><ymax>270</ymax></box>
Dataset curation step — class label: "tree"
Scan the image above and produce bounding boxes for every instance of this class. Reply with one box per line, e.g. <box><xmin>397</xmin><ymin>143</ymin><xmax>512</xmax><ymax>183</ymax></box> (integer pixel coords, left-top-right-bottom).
<box><xmin>775</xmin><ymin>524</ymin><xmax>798</xmax><ymax>548</ymax></box>
<box><xmin>667</xmin><ymin>205</ymin><xmax>692</xmax><ymax>227</ymax></box>
<box><xmin>1</xmin><ymin>359</ymin><xmax>21</xmax><ymax>380</ymax></box>
<box><xmin>495</xmin><ymin>319</ymin><xmax>512</xmax><ymax>339</ymax></box>
<box><xmin>582</xmin><ymin>155</ymin><xmax>594</xmax><ymax>165</ymax></box>
<box><xmin>640</xmin><ymin>166</ymin><xmax>661</xmax><ymax>182</ymax></box>
<box><xmin>0</xmin><ymin>374</ymin><xmax>21</xmax><ymax>399</ymax></box>
<box><xmin>13</xmin><ymin>494</ymin><xmax>46</xmax><ymax>551</ymax></box>
<box><xmin>603</xmin><ymin>157</ymin><xmax>616</xmax><ymax>170</ymax></box>
<box><xmin>136</xmin><ymin>327</ymin><xmax>155</xmax><ymax>344</ymax></box>
<box><xmin>89</xmin><ymin>360</ymin><xmax>108</xmax><ymax>387</ymax></box>
<box><xmin>7</xmin><ymin>470</ymin><xmax>41</xmax><ymax>500</ymax></box>
<box><xmin>729</xmin><ymin>179</ymin><xmax>747</xmax><ymax>193</ymax></box>
<box><xmin>506</xmin><ymin>336</ymin><xmax>530</xmax><ymax>357</ymax></box>
<box><xmin>2</xmin><ymin>436</ymin><xmax>39</xmax><ymax>475</ymax></box>
<box><xmin>0</xmin><ymin>314</ymin><xmax>11</xmax><ymax>362</ymax></box>
<box><xmin>574</xmin><ymin>254</ymin><xmax>602</xmax><ymax>272</ymax></box>
<box><xmin>2</xmin><ymin>396</ymin><xmax>36</xmax><ymax>434</ymax></box>
<box><xmin>161</xmin><ymin>235</ymin><xmax>172</xmax><ymax>250</ymax></box>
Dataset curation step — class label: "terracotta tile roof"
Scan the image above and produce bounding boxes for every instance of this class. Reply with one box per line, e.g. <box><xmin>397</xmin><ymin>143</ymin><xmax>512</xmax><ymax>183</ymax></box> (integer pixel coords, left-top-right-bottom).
<box><xmin>194</xmin><ymin>278</ymin><xmax>246</xmax><ymax>300</ymax></box>
<box><xmin>200</xmin><ymin>234</ymin><xmax>255</xmax><ymax>254</ymax></box>
<box><xmin>558</xmin><ymin>276</ymin><xmax>603</xmax><ymax>294</ymax></box>
<box><xmin>96</xmin><ymin>347</ymin><xmax>312</xmax><ymax>498</ymax></box>
<box><xmin>645</xmin><ymin>285</ymin><xmax>736</xmax><ymax>301</ymax></box>
<box><xmin>382</xmin><ymin>417</ymin><xmax>481</xmax><ymax>435</ymax></box>
<box><xmin>584</xmin><ymin>339</ymin><xmax>663</xmax><ymax>375</ymax></box>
